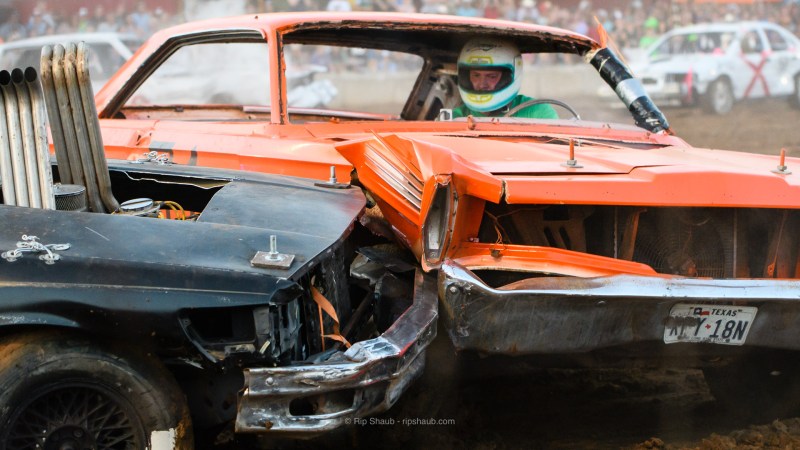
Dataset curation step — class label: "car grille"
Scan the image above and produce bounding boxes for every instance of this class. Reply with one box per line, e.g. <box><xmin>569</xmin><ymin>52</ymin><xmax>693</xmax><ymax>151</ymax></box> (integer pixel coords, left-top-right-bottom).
<box><xmin>665</xmin><ymin>73</ymin><xmax>693</xmax><ymax>83</ymax></box>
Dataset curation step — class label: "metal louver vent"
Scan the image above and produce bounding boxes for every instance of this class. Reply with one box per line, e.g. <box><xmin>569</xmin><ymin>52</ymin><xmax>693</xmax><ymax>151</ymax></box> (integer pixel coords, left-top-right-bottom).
<box><xmin>363</xmin><ymin>136</ymin><xmax>424</xmax><ymax>212</ymax></box>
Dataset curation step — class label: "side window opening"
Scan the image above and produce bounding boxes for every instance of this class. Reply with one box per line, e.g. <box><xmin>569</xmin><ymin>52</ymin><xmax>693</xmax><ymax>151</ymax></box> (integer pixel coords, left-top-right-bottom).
<box><xmin>765</xmin><ymin>29</ymin><xmax>788</xmax><ymax>52</ymax></box>
<box><xmin>740</xmin><ymin>30</ymin><xmax>764</xmax><ymax>54</ymax></box>
<box><xmin>126</xmin><ymin>41</ymin><xmax>270</xmax><ymax>107</ymax></box>
<box><xmin>283</xmin><ymin>43</ymin><xmax>423</xmax><ymax>116</ymax></box>
<box><xmin>84</xmin><ymin>43</ymin><xmax>126</xmax><ymax>80</ymax></box>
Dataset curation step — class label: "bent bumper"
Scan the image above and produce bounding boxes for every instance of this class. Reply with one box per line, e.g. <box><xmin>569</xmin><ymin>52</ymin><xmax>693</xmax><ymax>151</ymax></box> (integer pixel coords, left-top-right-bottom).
<box><xmin>235</xmin><ymin>269</ymin><xmax>437</xmax><ymax>435</ymax></box>
<box><xmin>439</xmin><ymin>261</ymin><xmax>800</xmax><ymax>357</ymax></box>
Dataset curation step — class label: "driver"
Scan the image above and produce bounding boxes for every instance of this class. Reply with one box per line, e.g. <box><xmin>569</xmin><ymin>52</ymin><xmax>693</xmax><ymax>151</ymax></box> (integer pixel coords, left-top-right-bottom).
<box><xmin>452</xmin><ymin>37</ymin><xmax>558</xmax><ymax>119</ymax></box>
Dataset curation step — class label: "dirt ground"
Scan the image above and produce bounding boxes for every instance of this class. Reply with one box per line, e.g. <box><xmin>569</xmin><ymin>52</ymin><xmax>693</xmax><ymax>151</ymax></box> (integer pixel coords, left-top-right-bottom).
<box><xmin>276</xmin><ymin>330</ymin><xmax>800</xmax><ymax>450</ymax></box>
<box><xmin>665</xmin><ymin>98</ymin><xmax>800</xmax><ymax>156</ymax></box>
<box><xmin>239</xmin><ymin>98</ymin><xmax>800</xmax><ymax>450</ymax></box>
<box><xmin>249</xmin><ymin>332</ymin><xmax>800</xmax><ymax>450</ymax></box>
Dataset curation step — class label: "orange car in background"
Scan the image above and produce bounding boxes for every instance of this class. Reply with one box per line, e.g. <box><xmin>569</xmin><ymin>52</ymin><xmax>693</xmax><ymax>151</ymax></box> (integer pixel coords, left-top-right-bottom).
<box><xmin>86</xmin><ymin>10</ymin><xmax>800</xmax><ymax>435</ymax></box>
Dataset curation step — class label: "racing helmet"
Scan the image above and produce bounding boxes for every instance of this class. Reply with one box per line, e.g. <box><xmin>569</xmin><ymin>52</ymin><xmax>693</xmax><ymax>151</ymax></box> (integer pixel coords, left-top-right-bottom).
<box><xmin>457</xmin><ymin>37</ymin><xmax>522</xmax><ymax>113</ymax></box>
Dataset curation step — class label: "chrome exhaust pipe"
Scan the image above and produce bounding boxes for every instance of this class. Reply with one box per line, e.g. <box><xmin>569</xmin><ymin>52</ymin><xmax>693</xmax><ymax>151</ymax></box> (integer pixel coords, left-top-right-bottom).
<box><xmin>39</xmin><ymin>45</ymin><xmax>73</xmax><ymax>185</ymax></box>
<box><xmin>0</xmin><ymin>68</ymin><xmax>55</xmax><ymax>209</ymax></box>
<box><xmin>0</xmin><ymin>69</ymin><xmax>30</xmax><ymax>206</ymax></box>
<box><xmin>62</xmin><ymin>43</ymin><xmax>104</xmax><ymax>213</ymax></box>
<box><xmin>40</xmin><ymin>42</ymin><xmax>118</xmax><ymax>213</ymax></box>
<box><xmin>0</xmin><ymin>76</ymin><xmax>14</xmax><ymax>204</ymax></box>
<box><xmin>50</xmin><ymin>44</ymin><xmax>87</xmax><ymax>192</ymax></box>
<box><xmin>13</xmin><ymin>68</ymin><xmax>43</xmax><ymax>208</ymax></box>
<box><xmin>76</xmin><ymin>42</ymin><xmax>118</xmax><ymax>212</ymax></box>
<box><xmin>23</xmin><ymin>67</ymin><xmax>55</xmax><ymax>210</ymax></box>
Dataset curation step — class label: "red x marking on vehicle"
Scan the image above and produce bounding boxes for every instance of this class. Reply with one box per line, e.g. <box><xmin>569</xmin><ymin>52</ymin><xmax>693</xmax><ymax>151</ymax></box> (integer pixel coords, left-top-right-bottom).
<box><xmin>683</xmin><ymin>69</ymin><xmax>693</xmax><ymax>103</ymax></box>
<box><xmin>741</xmin><ymin>51</ymin><xmax>771</xmax><ymax>98</ymax></box>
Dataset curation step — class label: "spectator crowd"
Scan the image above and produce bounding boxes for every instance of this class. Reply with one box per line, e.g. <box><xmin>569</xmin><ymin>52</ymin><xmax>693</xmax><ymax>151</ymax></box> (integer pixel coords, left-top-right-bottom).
<box><xmin>0</xmin><ymin>1</ymin><xmax>180</xmax><ymax>42</ymax></box>
<box><xmin>2</xmin><ymin>0</ymin><xmax>800</xmax><ymax>55</ymax></box>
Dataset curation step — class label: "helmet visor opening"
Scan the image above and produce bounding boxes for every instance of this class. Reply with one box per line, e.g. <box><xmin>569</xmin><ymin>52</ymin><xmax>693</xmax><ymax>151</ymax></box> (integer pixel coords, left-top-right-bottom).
<box><xmin>458</xmin><ymin>65</ymin><xmax>514</xmax><ymax>94</ymax></box>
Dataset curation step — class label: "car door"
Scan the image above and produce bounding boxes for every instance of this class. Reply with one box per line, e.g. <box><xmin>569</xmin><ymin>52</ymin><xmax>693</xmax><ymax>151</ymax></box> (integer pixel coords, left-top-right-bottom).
<box><xmin>100</xmin><ymin>38</ymin><xmax>267</xmax><ymax>168</ymax></box>
<box><xmin>97</xmin><ymin>30</ymin><xmax>352</xmax><ymax>182</ymax></box>
<box><xmin>759</xmin><ymin>25</ymin><xmax>798</xmax><ymax>97</ymax></box>
<box><xmin>734</xmin><ymin>27</ymin><xmax>771</xmax><ymax>99</ymax></box>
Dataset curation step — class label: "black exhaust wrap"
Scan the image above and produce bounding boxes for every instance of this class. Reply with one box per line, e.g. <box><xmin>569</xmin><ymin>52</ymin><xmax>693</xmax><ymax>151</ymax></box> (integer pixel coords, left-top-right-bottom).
<box><xmin>589</xmin><ymin>47</ymin><xmax>670</xmax><ymax>134</ymax></box>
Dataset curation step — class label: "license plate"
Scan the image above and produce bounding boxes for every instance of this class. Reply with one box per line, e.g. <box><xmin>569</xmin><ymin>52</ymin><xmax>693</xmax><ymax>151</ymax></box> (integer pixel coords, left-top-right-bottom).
<box><xmin>664</xmin><ymin>304</ymin><xmax>757</xmax><ymax>345</ymax></box>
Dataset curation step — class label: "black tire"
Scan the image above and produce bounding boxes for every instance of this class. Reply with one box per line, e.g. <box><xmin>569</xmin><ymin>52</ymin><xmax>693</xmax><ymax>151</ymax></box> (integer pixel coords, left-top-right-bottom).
<box><xmin>703</xmin><ymin>354</ymin><xmax>800</xmax><ymax>420</ymax></box>
<box><xmin>702</xmin><ymin>78</ymin><xmax>734</xmax><ymax>115</ymax></box>
<box><xmin>0</xmin><ymin>331</ymin><xmax>193</xmax><ymax>450</ymax></box>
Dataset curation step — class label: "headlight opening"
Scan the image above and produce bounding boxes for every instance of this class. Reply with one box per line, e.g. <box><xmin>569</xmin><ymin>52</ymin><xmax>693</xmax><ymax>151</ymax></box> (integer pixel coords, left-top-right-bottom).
<box><xmin>422</xmin><ymin>181</ymin><xmax>455</xmax><ymax>266</ymax></box>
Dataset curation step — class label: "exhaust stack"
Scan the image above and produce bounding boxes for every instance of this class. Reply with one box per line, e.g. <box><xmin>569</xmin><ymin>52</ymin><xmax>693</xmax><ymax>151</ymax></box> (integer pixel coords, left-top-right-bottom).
<box><xmin>0</xmin><ymin>67</ymin><xmax>55</xmax><ymax>209</ymax></box>
<box><xmin>40</xmin><ymin>42</ymin><xmax>118</xmax><ymax>213</ymax></box>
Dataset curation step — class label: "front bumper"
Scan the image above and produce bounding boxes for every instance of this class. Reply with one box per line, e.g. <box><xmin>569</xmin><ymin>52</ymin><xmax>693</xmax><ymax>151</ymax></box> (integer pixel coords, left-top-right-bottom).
<box><xmin>439</xmin><ymin>261</ymin><xmax>800</xmax><ymax>357</ymax></box>
<box><xmin>638</xmin><ymin>76</ymin><xmax>705</xmax><ymax>105</ymax></box>
<box><xmin>235</xmin><ymin>269</ymin><xmax>437</xmax><ymax>435</ymax></box>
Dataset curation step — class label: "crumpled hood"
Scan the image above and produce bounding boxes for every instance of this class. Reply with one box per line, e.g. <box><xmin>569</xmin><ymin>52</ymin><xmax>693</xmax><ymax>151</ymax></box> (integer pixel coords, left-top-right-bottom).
<box><xmin>0</xmin><ymin>177</ymin><xmax>365</xmax><ymax>292</ymax></box>
<box><xmin>337</xmin><ymin>131</ymin><xmax>800</xmax><ymax>208</ymax></box>
<box><xmin>412</xmin><ymin>133</ymin><xmax>800</xmax><ymax>207</ymax></box>
<box><xmin>414</xmin><ymin>134</ymin><xmax>664</xmax><ymax>175</ymax></box>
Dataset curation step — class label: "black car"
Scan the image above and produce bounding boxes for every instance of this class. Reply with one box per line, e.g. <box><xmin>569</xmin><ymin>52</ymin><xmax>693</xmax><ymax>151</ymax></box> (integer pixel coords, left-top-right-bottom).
<box><xmin>0</xmin><ymin>51</ymin><xmax>436</xmax><ymax>449</ymax></box>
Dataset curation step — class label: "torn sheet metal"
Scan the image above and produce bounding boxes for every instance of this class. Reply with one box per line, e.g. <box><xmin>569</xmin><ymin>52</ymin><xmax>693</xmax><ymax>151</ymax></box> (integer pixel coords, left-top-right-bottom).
<box><xmin>236</xmin><ymin>270</ymin><xmax>437</xmax><ymax>436</ymax></box>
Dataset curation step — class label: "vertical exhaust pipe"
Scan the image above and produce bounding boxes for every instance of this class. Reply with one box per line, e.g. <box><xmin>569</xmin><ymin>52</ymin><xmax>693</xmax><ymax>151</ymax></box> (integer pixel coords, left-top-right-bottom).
<box><xmin>13</xmin><ymin>67</ymin><xmax>43</xmax><ymax>208</ymax></box>
<box><xmin>62</xmin><ymin>42</ymin><xmax>104</xmax><ymax>213</ymax></box>
<box><xmin>77</xmin><ymin>42</ymin><xmax>118</xmax><ymax>212</ymax></box>
<box><xmin>50</xmin><ymin>44</ymin><xmax>87</xmax><ymax>191</ymax></box>
<box><xmin>0</xmin><ymin>68</ymin><xmax>54</xmax><ymax>209</ymax></box>
<box><xmin>40</xmin><ymin>42</ymin><xmax>118</xmax><ymax>213</ymax></box>
<box><xmin>40</xmin><ymin>45</ymin><xmax>73</xmax><ymax>185</ymax></box>
<box><xmin>24</xmin><ymin>67</ymin><xmax>56</xmax><ymax>210</ymax></box>
<box><xmin>0</xmin><ymin>69</ymin><xmax>29</xmax><ymax>206</ymax></box>
<box><xmin>0</xmin><ymin>75</ymin><xmax>14</xmax><ymax>204</ymax></box>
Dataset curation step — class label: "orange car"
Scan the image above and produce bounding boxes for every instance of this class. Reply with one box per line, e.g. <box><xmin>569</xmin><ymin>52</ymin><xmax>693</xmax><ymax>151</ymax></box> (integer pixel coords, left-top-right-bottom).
<box><xmin>92</xmin><ymin>12</ymin><xmax>800</xmax><ymax>428</ymax></box>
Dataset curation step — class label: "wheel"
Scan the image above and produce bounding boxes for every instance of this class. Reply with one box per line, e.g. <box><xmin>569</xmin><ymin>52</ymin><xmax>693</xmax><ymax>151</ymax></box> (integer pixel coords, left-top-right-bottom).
<box><xmin>702</xmin><ymin>354</ymin><xmax>800</xmax><ymax>420</ymax></box>
<box><xmin>0</xmin><ymin>331</ymin><xmax>193</xmax><ymax>450</ymax></box>
<box><xmin>701</xmin><ymin>78</ymin><xmax>734</xmax><ymax>115</ymax></box>
<box><xmin>502</xmin><ymin>98</ymin><xmax>581</xmax><ymax>119</ymax></box>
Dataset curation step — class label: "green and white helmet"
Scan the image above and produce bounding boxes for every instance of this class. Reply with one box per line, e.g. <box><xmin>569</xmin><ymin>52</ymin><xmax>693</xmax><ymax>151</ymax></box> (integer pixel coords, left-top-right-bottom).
<box><xmin>457</xmin><ymin>37</ymin><xmax>523</xmax><ymax>113</ymax></box>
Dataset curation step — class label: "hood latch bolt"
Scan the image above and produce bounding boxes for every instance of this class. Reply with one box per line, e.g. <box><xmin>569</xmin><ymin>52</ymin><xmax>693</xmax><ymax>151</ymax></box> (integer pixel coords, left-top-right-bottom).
<box><xmin>562</xmin><ymin>138</ymin><xmax>584</xmax><ymax>168</ymax></box>
<box><xmin>772</xmin><ymin>148</ymin><xmax>792</xmax><ymax>175</ymax></box>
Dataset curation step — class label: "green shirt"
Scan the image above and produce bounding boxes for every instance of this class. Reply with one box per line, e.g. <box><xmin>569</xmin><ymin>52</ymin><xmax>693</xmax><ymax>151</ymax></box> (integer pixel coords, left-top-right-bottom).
<box><xmin>451</xmin><ymin>95</ymin><xmax>559</xmax><ymax>119</ymax></box>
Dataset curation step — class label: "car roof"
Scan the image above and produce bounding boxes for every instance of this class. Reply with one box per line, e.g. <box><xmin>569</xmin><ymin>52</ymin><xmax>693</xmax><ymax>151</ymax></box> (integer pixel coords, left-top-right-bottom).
<box><xmin>96</xmin><ymin>11</ymin><xmax>601</xmax><ymax>116</ymax></box>
<box><xmin>147</xmin><ymin>11</ymin><xmax>598</xmax><ymax>55</ymax></box>
<box><xmin>664</xmin><ymin>21</ymin><xmax>785</xmax><ymax>36</ymax></box>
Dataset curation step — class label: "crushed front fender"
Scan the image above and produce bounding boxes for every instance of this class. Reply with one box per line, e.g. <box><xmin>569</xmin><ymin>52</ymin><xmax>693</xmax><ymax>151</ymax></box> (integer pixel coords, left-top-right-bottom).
<box><xmin>235</xmin><ymin>269</ymin><xmax>437</xmax><ymax>436</ymax></box>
